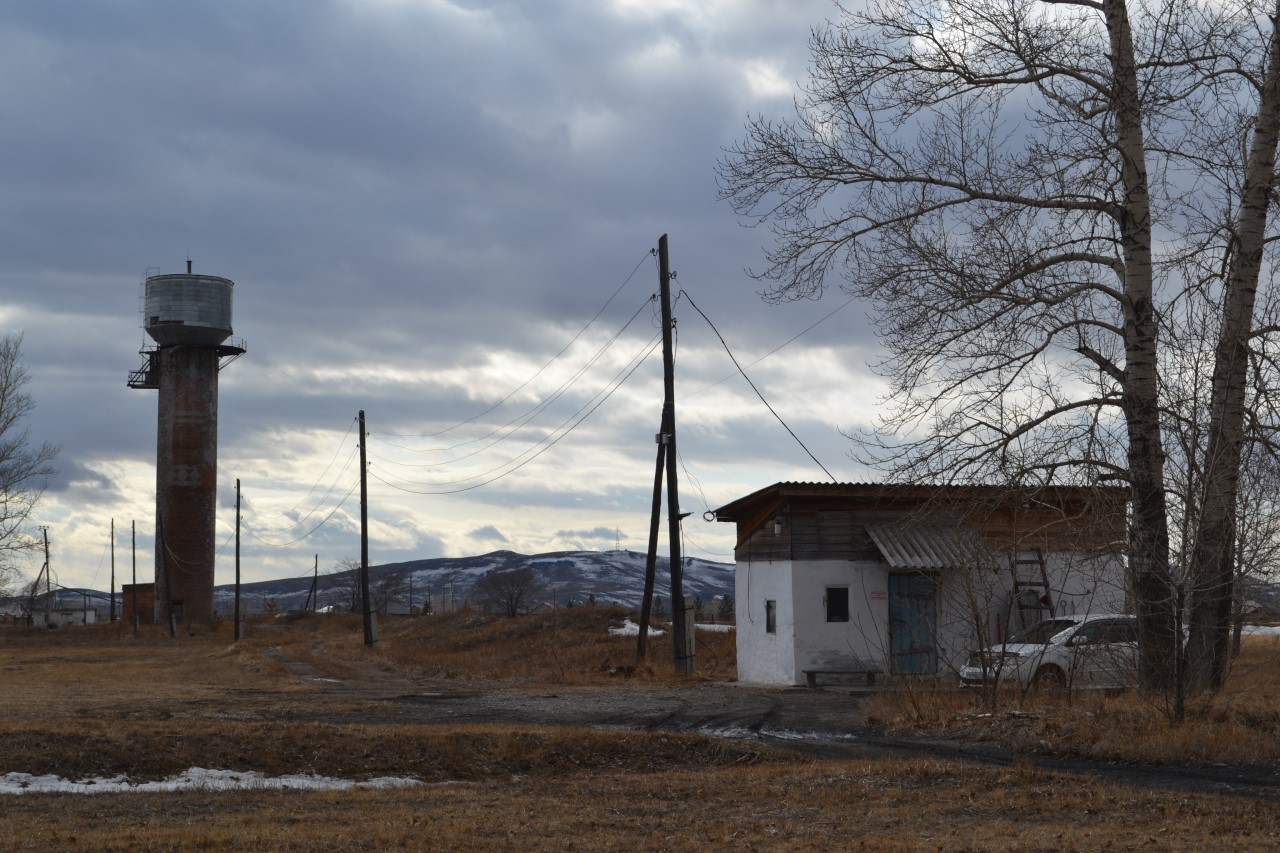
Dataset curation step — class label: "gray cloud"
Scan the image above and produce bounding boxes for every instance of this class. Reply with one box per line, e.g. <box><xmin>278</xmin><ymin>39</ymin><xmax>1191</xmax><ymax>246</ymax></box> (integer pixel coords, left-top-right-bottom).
<box><xmin>468</xmin><ymin>525</ymin><xmax>508</xmax><ymax>543</ymax></box>
<box><xmin>1</xmin><ymin>0</ymin><xmax>875</xmax><ymax>588</ymax></box>
<box><xmin>554</xmin><ymin>526</ymin><xmax>618</xmax><ymax>542</ymax></box>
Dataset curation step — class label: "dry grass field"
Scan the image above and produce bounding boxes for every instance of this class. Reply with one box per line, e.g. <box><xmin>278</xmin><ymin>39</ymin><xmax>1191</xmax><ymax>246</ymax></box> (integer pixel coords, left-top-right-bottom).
<box><xmin>865</xmin><ymin>634</ymin><xmax>1280</xmax><ymax>766</ymax></box>
<box><xmin>0</xmin><ymin>608</ymin><xmax>1277</xmax><ymax>851</ymax></box>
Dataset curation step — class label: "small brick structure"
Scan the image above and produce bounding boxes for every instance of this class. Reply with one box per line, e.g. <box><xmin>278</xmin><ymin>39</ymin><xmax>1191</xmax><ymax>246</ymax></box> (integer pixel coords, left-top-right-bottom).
<box><xmin>122</xmin><ymin>583</ymin><xmax>156</xmax><ymax>625</ymax></box>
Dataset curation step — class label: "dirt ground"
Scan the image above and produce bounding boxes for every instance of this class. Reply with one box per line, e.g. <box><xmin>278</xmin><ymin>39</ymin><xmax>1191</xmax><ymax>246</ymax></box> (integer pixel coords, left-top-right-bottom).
<box><xmin>255</xmin><ymin>644</ymin><xmax>1280</xmax><ymax>801</ymax></box>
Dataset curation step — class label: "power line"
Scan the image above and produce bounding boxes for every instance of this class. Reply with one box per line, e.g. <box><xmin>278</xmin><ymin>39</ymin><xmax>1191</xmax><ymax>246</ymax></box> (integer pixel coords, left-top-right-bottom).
<box><xmin>680</xmin><ymin>293</ymin><xmax>858</xmax><ymax>400</ymax></box>
<box><xmin>255</xmin><ymin>416</ymin><xmax>360</xmax><ymax>519</ymax></box>
<box><xmin>371</xmin><ymin>294</ymin><xmax>657</xmax><ymax>462</ymax></box>
<box><xmin>246</xmin><ymin>477</ymin><xmax>362</xmax><ymax>548</ymax></box>
<box><xmin>370</xmin><ymin>336</ymin><xmax>663</xmax><ymax>495</ymax></box>
<box><xmin>383</xmin><ymin>248</ymin><xmax>656</xmax><ymax>440</ymax></box>
<box><xmin>680</xmin><ymin>290</ymin><xmax>837</xmax><ymax>482</ymax></box>
<box><xmin>245</xmin><ymin>445</ymin><xmax>360</xmax><ymax>537</ymax></box>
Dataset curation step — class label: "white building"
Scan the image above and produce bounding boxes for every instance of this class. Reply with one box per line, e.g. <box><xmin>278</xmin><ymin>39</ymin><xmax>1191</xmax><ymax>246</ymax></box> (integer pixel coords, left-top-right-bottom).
<box><xmin>29</xmin><ymin>608</ymin><xmax>99</xmax><ymax>628</ymax></box>
<box><xmin>713</xmin><ymin>482</ymin><xmax>1128</xmax><ymax>686</ymax></box>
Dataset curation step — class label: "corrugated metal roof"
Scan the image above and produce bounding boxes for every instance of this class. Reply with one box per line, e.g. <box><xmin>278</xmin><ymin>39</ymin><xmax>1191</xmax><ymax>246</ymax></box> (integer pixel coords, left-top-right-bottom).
<box><xmin>865</xmin><ymin>522</ymin><xmax>992</xmax><ymax>570</ymax></box>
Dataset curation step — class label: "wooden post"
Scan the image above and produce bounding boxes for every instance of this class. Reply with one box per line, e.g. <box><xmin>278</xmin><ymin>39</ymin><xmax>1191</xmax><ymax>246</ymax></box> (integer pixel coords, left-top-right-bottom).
<box><xmin>658</xmin><ymin>235</ymin><xmax>692</xmax><ymax>674</ymax></box>
<box><xmin>636</xmin><ymin>439</ymin><xmax>666</xmax><ymax>661</ymax></box>
<box><xmin>359</xmin><ymin>410</ymin><xmax>377</xmax><ymax>646</ymax></box>
<box><xmin>235</xmin><ymin>479</ymin><xmax>243</xmax><ymax>640</ymax></box>
<box><xmin>42</xmin><ymin>527</ymin><xmax>51</xmax><ymax>626</ymax></box>
<box><xmin>132</xmin><ymin>521</ymin><xmax>138</xmax><ymax>635</ymax></box>
<box><xmin>110</xmin><ymin>519</ymin><xmax>116</xmax><ymax>624</ymax></box>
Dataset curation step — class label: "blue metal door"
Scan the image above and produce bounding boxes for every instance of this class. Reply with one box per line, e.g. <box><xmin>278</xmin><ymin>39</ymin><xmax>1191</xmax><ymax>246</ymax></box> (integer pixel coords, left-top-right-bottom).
<box><xmin>888</xmin><ymin>573</ymin><xmax>938</xmax><ymax>674</ymax></box>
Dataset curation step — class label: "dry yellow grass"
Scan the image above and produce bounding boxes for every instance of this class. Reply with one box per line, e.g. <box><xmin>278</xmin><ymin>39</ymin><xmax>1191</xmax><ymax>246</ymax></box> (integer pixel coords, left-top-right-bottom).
<box><xmin>865</xmin><ymin>634</ymin><xmax>1280</xmax><ymax>766</ymax></box>
<box><xmin>1</xmin><ymin>614</ymin><xmax>1278</xmax><ymax>850</ymax></box>
<box><xmin>0</xmin><ymin>755</ymin><xmax>1277</xmax><ymax>851</ymax></box>
<box><xmin>257</xmin><ymin>605</ymin><xmax>737</xmax><ymax>685</ymax></box>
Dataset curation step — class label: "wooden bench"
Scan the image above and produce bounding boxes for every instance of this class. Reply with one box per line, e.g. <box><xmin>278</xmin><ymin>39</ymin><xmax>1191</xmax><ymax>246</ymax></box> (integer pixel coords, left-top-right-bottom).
<box><xmin>802</xmin><ymin>666</ymin><xmax>882</xmax><ymax>688</ymax></box>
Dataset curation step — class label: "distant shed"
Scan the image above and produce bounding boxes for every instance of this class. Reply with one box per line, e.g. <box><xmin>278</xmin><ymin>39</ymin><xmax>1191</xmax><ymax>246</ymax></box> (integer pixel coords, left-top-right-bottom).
<box><xmin>122</xmin><ymin>583</ymin><xmax>157</xmax><ymax>625</ymax></box>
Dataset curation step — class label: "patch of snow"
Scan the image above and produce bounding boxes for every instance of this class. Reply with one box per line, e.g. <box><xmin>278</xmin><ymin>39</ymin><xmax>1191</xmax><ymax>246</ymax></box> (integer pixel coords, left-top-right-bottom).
<box><xmin>696</xmin><ymin>623</ymin><xmax>734</xmax><ymax>633</ymax></box>
<box><xmin>607</xmin><ymin>619</ymin><xmax>665</xmax><ymax>637</ymax></box>
<box><xmin>698</xmin><ymin>726</ymin><xmax>859</xmax><ymax>742</ymax></box>
<box><xmin>0</xmin><ymin>768</ymin><xmax>422</xmax><ymax>796</ymax></box>
<box><xmin>1243</xmin><ymin>625</ymin><xmax>1280</xmax><ymax>636</ymax></box>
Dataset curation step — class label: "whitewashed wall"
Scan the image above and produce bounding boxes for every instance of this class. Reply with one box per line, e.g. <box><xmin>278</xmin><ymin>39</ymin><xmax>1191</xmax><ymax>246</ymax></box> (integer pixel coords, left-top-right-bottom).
<box><xmin>737</xmin><ymin>551</ymin><xmax>1128</xmax><ymax>685</ymax></box>
<box><xmin>737</xmin><ymin>558</ymin><xmax>892</xmax><ymax>685</ymax></box>
<box><xmin>789</xmin><ymin>560</ymin><xmax>889</xmax><ymax>678</ymax></box>
<box><xmin>735</xmin><ymin>559</ymin><xmax>795</xmax><ymax>685</ymax></box>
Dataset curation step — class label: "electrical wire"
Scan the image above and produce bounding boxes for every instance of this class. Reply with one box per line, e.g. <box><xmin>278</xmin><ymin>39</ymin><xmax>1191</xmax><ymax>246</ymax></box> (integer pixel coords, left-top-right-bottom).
<box><xmin>677</xmin><ymin>447</ymin><xmax>713</xmax><ymax>515</ymax></box>
<box><xmin>256</xmin><ymin>417</ymin><xmax>360</xmax><ymax>519</ymax></box>
<box><xmin>371</xmin><ymin>294</ymin><xmax>657</xmax><ymax>462</ymax></box>
<box><xmin>680</xmin><ymin>293</ymin><xmax>858</xmax><ymax>400</ymax></box>
<box><xmin>680</xmin><ymin>290</ymin><xmax>837</xmax><ymax>482</ymax></box>
<box><xmin>246</xmin><ymin>477</ymin><xmax>361</xmax><ymax>548</ymax></box>
<box><xmin>383</xmin><ymin>248</ymin><xmax>656</xmax><ymax>440</ymax></box>
<box><xmin>245</xmin><ymin>445</ymin><xmax>360</xmax><ymax>537</ymax></box>
<box><xmin>370</xmin><ymin>332</ymin><xmax>660</xmax><ymax>489</ymax></box>
<box><xmin>370</xmin><ymin>336</ymin><xmax>663</xmax><ymax>495</ymax></box>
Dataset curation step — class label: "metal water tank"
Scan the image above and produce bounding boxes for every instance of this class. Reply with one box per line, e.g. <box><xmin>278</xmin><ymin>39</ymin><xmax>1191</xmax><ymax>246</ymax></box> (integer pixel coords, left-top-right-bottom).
<box><xmin>143</xmin><ymin>273</ymin><xmax>235</xmax><ymax>347</ymax></box>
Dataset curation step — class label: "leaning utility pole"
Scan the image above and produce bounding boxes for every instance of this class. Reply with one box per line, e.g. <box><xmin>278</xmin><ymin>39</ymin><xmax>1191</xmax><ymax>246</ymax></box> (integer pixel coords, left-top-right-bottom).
<box><xmin>637</xmin><ymin>235</ymin><xmax>693</xmax><ymax>673</ymax></box>
<box><xmin>359</xmin><ymin>409</ymin><xmax>377</xmax><ymax>646</ymax></box>
<box><xmin>636</xmin><ymin>437</ymin><xmax>665</xmax><ymax>660</ymax></box>
<box><xmin>41</xmin><ymin>526</ymin><xmax>51</xmax><ymax>625</ymax></box>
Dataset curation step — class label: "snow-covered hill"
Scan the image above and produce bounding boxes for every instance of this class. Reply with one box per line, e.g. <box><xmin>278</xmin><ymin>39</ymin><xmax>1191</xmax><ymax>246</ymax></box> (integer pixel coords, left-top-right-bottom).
<box><xmin>216</xmin><ymin>550</ymin><xmax>735</xmax><ymax>614</ymax></box>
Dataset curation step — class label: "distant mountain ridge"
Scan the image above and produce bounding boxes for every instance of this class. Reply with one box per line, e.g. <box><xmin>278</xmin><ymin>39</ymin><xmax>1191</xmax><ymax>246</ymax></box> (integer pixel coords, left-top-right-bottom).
<box><xmin>216</xmin><ymin>549</ymin><xmax>735</xmax><ymax>614</ymax></box>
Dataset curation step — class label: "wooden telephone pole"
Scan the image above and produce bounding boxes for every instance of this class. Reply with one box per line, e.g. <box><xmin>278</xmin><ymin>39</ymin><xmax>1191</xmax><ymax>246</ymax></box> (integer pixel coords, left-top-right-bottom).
<box><xmin>359</xmin><ymin>409</ymin><xmax>378</xmax><ymax>646</ymax></box>
<box><xmin>110</xmin><ymin>519</ymin><xmax>116</xmax><ymax>624</ymax></box>
<box><xmin>637</xmin><ymin>234</ymin><xmax>693</xmax><ymax>673</ymax></box>
<box><xmin>234</xmin><ymin>479</ymin><xmax>243</xmax><ymax>641</ymax></box>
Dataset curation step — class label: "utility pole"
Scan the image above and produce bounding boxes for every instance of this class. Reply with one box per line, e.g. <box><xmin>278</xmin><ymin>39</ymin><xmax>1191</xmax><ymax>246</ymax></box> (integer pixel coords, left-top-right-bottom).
<box><xmin>131</xmin><ymin>521</ymin><xmax>138</xmax><ymax>634</ymax></box>
<box><xmin>658</xmin><ymin>234</ymin><xmax>692</xmax><ymax>675</ymax></box>
<box><xmin>359</xmin><ymin>409</ymin><xmax>377</xmax><ymax>646</ymax></box>
<box><xmin>637</xmin><ymin>437</ymin><xmax>665</xmax><ymax>660</ymax></box>
<box><xmin>235</xmin><ymin>479</ymin><xmax>243</xmax><ymax>641</ymax></box>
<box><xmin>41</xmin><ymin>526</ymin><xmax>51</xmax><ymax>625</ymax></box>
<box><xmin>110</xmin><ymin>519</ymin><xmax>117</xmax><ymax>623</ymax></box>
<box><xmin>637</xmin><ymin>235</ymin><xmax>693</xmax><ymax>673</ymax></box>
<box><xmin>312</xmin><ymin>554</ymin><xmax>318</xmax><ymax>613</ymax></box>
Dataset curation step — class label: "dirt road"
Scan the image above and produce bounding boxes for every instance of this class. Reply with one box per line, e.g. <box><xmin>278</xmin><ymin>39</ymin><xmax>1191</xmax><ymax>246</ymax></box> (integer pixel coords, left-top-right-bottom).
<box><xmin>260</xmin><ymin>647</ymin><xmax>1280</xmax><ymax>800</ymax></box>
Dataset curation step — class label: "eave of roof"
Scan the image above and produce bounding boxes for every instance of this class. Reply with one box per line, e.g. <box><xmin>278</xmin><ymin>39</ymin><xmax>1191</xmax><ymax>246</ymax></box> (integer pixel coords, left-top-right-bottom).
<box><xmin>711</xmin><ymin>481</ymin><xmax>1128</xmax><ymax>523</ymax></box>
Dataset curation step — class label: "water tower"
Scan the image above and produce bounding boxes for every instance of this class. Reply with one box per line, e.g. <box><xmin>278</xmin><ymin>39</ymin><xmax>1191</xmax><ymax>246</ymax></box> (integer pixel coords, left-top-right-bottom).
<box><xmin>128</xmin><ymin>264</ymin><xmax>245</xmax><ymax>628</ymax></box>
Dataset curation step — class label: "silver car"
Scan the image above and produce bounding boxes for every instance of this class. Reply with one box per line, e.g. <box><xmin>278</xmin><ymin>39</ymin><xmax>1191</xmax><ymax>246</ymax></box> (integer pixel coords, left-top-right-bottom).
<box><xmin>959</xmin><ymin>614</ymin><xmax>1139</xmax><ymax>690</ymax></box>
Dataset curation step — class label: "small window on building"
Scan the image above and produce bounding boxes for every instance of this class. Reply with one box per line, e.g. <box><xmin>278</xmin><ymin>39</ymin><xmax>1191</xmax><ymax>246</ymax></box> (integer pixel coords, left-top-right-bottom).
<box><xmin>825</xmin><ymin>587</ymin><xmax>849</xmax><ymax>622</ymax></box>
<box><xmin>765</xmin><ymin>600</ymin><xmax>777</xmax><ymax>634</ymax></box>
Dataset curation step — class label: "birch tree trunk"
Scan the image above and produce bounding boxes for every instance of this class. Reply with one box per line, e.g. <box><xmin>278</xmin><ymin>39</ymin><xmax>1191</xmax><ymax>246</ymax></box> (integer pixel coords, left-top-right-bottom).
<box><xmin>1103</xmin><ymin>0</ymin><xmax>1179</xmax><ymax>694</ymax></box>
<box><xmin>1188</xmin><ymin>3</ymin><xmax>1280</xmax><ymax>692</ymax></box>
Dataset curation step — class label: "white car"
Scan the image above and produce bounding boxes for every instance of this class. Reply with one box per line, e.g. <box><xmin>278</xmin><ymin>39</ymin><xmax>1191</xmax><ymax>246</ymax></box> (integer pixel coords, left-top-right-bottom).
<box><xmin>959</xmin><ymin>614</ymin><xmax>1139</xmax><ymax>690</ymax></box>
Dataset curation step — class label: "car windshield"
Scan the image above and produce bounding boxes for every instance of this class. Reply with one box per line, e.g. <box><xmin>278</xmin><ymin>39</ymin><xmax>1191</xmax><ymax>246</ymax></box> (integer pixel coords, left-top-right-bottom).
<box><xmin>1007</xmin><ymin>618</ymin><xmax>1081</xmax><ymax>645</ymax></box>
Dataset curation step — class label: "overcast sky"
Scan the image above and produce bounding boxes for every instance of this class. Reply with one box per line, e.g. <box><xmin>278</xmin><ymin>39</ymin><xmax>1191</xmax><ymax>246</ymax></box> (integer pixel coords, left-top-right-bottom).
<box><xmin>1</xmin><ymin>0</ymin><xmax>889</xmax><ymax>592</ymax></box>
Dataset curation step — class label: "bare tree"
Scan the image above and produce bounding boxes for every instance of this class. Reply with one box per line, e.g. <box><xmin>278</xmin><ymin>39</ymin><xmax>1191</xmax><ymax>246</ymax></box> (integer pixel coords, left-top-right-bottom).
<box><xmin>371</xmin><ymin>569</ymin><xmax>408</xmax><ymax>616</ymax></box>
<box><xmin>0</xmin><ymin>334</ymin><xmax>58</xmax><ymax>580</ymax></box>
<box><xmin>325</xmin><ymin>557</ymin><xmax>362</xmax><ymax>613</ymax></box>
<box><xmin>719</xmin><ymin>0</ymin><xmax>1280</xmax><ymax>698</ymax></box>
<box><xmin>325</xmin><ymin>557</ymin><xmax>406</xmax><ymax>615</ymax></box>
<box><xmin>471</xmin><ymin>568</ymin><xmax>545</xmax><ymax>618</ymax></box>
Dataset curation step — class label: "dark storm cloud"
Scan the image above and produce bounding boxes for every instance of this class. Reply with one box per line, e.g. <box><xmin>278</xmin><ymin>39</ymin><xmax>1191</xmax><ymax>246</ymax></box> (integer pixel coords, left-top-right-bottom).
<box><xmin>0</xmin><ymin>0</ymin><xmax>880</xmax><ymax>584</ymax></box>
